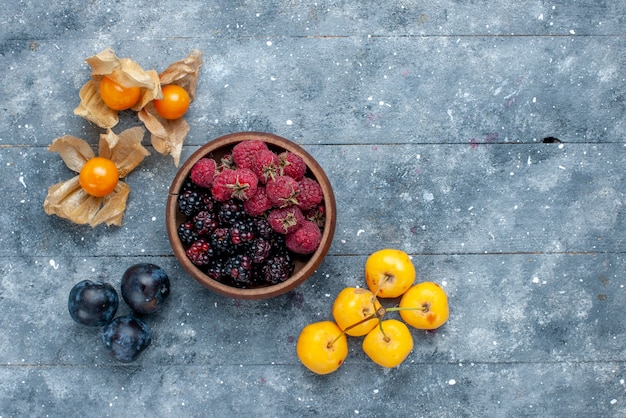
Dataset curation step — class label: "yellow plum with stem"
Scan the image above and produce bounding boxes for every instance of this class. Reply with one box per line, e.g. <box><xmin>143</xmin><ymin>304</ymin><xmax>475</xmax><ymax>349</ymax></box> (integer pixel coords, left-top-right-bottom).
<box><xmin>296</xmin><ymin>321</ymin><xmax>348</xmax><ymax>375</ymax></box>
<box><xmin>399</xmin><ymin>281</ymin><xmax>449</xmax><ymax>330</ymax></box>
<box><xmin>362</xmin><ymin>319</ymin><xmax>414</xmax><ymax>368</ymax></box>
<box><xmin>365</xmin><ymin>249</ymin><xmax>416</xmax><ymax>298</ymax></box>
<box><xmin>332</xmin><ymin>287</ymin><xmax>382</xmax><ymax>337</ymax></box>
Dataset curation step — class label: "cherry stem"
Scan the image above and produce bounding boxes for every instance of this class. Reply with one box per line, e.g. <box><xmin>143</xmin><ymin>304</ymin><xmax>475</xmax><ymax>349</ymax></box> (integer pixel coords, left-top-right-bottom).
<box><xmin>378</xmin><ymin>319</ymin><xmax>391</xmax><ymax>342</ymax></box>
<box><xmin>330</xmin><ymin>303</ymin><xmax>431</xmax><ymax>346</ymax></box>
<box><xmin>386</xmin><ymin>305</ymin><xmax>428</xmax><ymax>313</ymax></box>
<box><xmin>372</xmin><ymin>274</ymin><xmax>393</xmax><ymax>299</ymax></box>
<box><xmin>329</xmin><ymin>305</ymin><xmax>387</xmax><ymax>346</ymax></box>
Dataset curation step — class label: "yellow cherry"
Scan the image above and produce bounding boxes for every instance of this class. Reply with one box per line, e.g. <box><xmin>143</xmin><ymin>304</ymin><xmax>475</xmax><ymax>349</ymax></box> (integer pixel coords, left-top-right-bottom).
<box><xmin>399</xmin><ymin>282</ymin><xmax>449</xmax><ymax>330</ymax></box>
<box><xmin>362</xmin><ymin>319</ymin><xmax>414</xmax><ymax>368</ymax></box>
<box><xmin>332</xmin><ymin>287</ymin><xmax>382</xmax><ymax>337</ymax></box>
<box><xmin>365</xmin><ymin>249</ymin><xmax>416</xmax><ymax>298</ymax></box>
<box><xmin>296</xmin><ymin>321</ymin><xmax>348</xmax><ymax>375</ymax></box>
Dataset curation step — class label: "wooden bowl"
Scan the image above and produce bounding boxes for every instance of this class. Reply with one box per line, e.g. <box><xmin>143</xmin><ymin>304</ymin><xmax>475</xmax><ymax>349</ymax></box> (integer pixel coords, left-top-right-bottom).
<box><xmin>166</xmin><ymin>132</ymin><xmax>336</xmax><ymax>300</ymax></box>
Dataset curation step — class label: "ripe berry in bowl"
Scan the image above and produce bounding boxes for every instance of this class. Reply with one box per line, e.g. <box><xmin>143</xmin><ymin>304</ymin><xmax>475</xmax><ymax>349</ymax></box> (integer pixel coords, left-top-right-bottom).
<box><xmin>166</xmin><ymin>132</ymin><xmax>336</xmax><ymax>300</ymax></box>
<box><xmin>68</xmin><ymin>280</ymin><xmax>119</xmax><ymax>327</ymax></box>
<box><xmin>121</xmin><ymin>263</ymin><xmax>171</xmax><ymax>315</ymax></box>
<box><xmin>101</xmin><ymin>315</ymin><xmax>152</xmax><ymax>363</ymax></box>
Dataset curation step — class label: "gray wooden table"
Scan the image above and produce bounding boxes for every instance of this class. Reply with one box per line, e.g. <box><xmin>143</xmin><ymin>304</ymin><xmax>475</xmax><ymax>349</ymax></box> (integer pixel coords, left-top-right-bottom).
<box><xmin>1</xmin><ymin>1</ymin><xmax>625</xmax><ymax>416</ymax></box>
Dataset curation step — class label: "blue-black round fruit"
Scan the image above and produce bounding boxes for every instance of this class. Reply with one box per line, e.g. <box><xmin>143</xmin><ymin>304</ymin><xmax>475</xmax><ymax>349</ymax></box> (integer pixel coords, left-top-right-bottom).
<box><xmin>101</xmin><ymin>315</ymin><xmax>152</xmax><ymax>363</ymax></box>
<box><xmin>121</xmin><ymin>263</ymin><xmax>170</xmax><ymax>315</ymax></box>
<box><xmin>68</xmin><ymin>280</ymin><xmax>119</xmax><ymax>327</ymax></box>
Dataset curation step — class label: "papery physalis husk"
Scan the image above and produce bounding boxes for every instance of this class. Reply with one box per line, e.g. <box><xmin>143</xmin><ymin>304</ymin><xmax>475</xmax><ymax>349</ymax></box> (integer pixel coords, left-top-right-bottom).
<box><xmin>73</xmin><ymin>47</ymin><xmax>161</xmax><ymax>129</ymax></box>
<box><xmin>99</xmin><ymin>127</ymin><xmax>152</xmax><ymax>178</ymax></box>
<box><xmin>138</xmin><ymin>50</ymin><xmax>203</xmax><ymax>167</ymax></box>
<box><xmin>158</xmin><ymin>49</ymin><xmax>203</xmax><ymax>101</ymax></box>
<box><xmin>43</xmin><ymin>127</ymin><xmax>150</xmax><ymax>227</ymax></box>
<box><xmin>138</xmin><ymin>103</ymin><xmax>190</xmax><ymax>167</ymax></box>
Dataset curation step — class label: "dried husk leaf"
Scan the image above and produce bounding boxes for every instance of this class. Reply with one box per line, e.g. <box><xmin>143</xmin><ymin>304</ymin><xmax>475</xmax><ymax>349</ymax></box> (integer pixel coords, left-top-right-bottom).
<box><xmin>103</xmin><ymin>59</ymin><xmax>155</xmax><ymax>89</ymax></box>
<box><xmin>47</xmin><ymin>135</ymin><xmax>95</xmax><ymax>173</ymax></box>
<box><xmin>43</xmin><ymin>177</ymin><xmax>130</xmax><ymax>227</ymax></box>
<box><xmin>74</xmin><ymin>48</ymin><xmax>161</xmax><ymax>128</ymax></box>
<box><xmin>99</xmin><ymin>127</ymin><xmax>151</xmax><ymax>177</ymax></box>
<box><xmin>44</xmin><ymin>177</ymin><xmax>98</xmax><ymax>222</ymax></box>
<box><xmin>88</xmin><ymin>182</ymin><xmax>131</xmax><ymax>227</ymax></box>
<box><xmin>84</xmin><ymin>47</ymin><xmax>120</xmax><ymax>77</ymax></box>
<box><xmin>73</xmin><ymin>80</ymin><xmax>119</xmax><ymax>128</ymax></box>
<box><xmin>133</xmin><ymin>70</ymin><xmax>162</xmax><ymax>111</ymax></box>
<box><xmin>138</xmin><ymin>103</ymin><xmax>190</xmax><ymax>167</ymax></box>
<box><xmin>159</xmin><ymin>49</ymin><xmax>203</xmax><ymax>100</ymax></box>
<box><xmin>87</xmin><ymin>48</ymin><xmax>155</xmax><ymax>89</ymax></box>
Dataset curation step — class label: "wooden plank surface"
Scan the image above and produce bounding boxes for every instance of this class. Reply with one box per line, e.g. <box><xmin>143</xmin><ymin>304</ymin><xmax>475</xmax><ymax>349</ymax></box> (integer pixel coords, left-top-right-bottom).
<box><xmin>2</xmin><ymin>143</ymin><xmax>625</xmax><ymax>256</ymax></box>
<box><xmin>1</xmin><ymin>0</ymin><xmax>625</xmax><ymax>416</ymax></box>
<box><xmin>2</xmin><ymin>36</ymin><xmax>624</xmax><ymax>147</ymax></box>
<box><xmin>0</xmin><ymin>252</ymin><xmax>623</xmax><ymax>415</ymax></box>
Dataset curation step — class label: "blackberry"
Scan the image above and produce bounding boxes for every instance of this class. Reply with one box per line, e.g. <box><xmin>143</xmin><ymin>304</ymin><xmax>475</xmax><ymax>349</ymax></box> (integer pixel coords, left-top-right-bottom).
<box><xmin>223</xmin><ymin>254</ymin><xmax>253</xmax><ymax>286</ymax></box>
<box><xmin>185</xmin><ymin>239</ymin><xmax>213</xmax><ymax>266</ymax></box>
<box><xmin>253</xmin><ymin>217</ymin><xmax>273</xmax><ymax>240</ymax></box>
<box><xmin>209</xmin><ymin>227</ymin><xmax>234</xmax><ymax>255</ymax></box>
<box><xmin>268</xmin><ymin>233</ymin><xmax>286</xmax><ymax>253</ymax></box>
<box><xmin>229</xmin><ymin>218</ymin><xmax>256</xmax><ymax>247</ymax></box>
<box><xmin>177</xmin><ymin>221</ymin><xmax>199</xmax><ymax>246</ymax></box>
<box><xmin>250</xmin><ymin>238</ymin><xmax>272</xmax><ymax>264</ymax></box>
<box><xmin>193</xmin><ymin>210</ymin><xmax>218</xmax><ymax>236</ymax></box>
<box><xmin>178</xmin><ymin>190</ymin><xmax>212</xmax><ymax>217</ymax></box>
<box><xmin>205</xmin><ymin>259</ymin><xmax>225</xmax><ymax>281</ymax></box>
<box><xmin>217</xmin><ymin>200</ymin><xmax>245</xmax><ymax>226</ymax></box>
<box><xmin>199</xmin><ymin>192</ymin><xmax>216</xmax><ymax>213</ymax></box>
<box><xmin>181</xmin><ymin>177</ymin><xmax>199</xmax><ymax>193</ymax></box>
<box><xmin>261</xmin><ymin>253</ymin><xmax>294</xmax><ymax>285</ymax></box>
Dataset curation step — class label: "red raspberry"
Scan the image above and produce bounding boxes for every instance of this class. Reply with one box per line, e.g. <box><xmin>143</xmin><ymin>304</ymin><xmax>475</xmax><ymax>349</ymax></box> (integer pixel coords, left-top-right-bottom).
<box><xmin>211</xmin><ymin>168</ymin><xmax>258</xmax><ymax>202</ymax></box>
<box><xmin>267</xmin><ymin>206</ymin><xmax>304</xmax><ymax>234</ymax></box>
<box><xmin>285</xmin><ymin>220</ymin><xmax>322</xmax><ymax>255</ymax></box>
<box><xmin>253</xmin><ymin>149</ymin><xmax>280</xmax><ymax>183</ymax></box>
<box><xmin>190</xmin><ymin>158</ymin><xmax>217</xmax><ymax>188</ymax></box>
<box><xmin>304</xmin><ymin>204</ymin><xmax>325</xmax><ymax>229</ymax></box>
<box><xmin>211</xmin><ymin>169</ymin><xmax>237</xmax><ymax>201</ymax></box>
<box><xmin>279</xmin><ymin>151</ymin><xmax>307</xmax><ymax>180</ymax></box>
<box><xmin>297</xmin><ymin>177</ymin><xmax>323</xmax><ymax>210</ymax></box>
<box><xmin>243</xmin><ymin>185</ymin><xmax>272</xmax><ymax>216</ymax></box>
<box><xmin>266</xmin><ymin>175</ymin><xmax>300</xmax><ymax>207</ymax></box>
<box><xmin>232</xmin><ymin>140</ymin><xmax>268</xmax><ymax>169</ymax></box>
<box><xmin>219</xmin><ymin>153</ymin><xmax>236</xmax><ymax>171</ymax></box>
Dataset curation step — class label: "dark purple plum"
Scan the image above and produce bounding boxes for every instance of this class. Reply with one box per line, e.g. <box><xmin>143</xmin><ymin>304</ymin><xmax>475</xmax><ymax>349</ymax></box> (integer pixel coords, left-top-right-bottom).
<box><xmin>121</xmin><ymin>263</ymin><xmax>170</xmax><ymax>315</ymax></box>
<box><xmin>68</xmin><ymin>280</ymin><xmax>118</xmax><ymax>327</ymax></box>
<box><xmin>101</xmin><ymin>315</ymin><xmax>152</xmax><ymax>363</ymax></box>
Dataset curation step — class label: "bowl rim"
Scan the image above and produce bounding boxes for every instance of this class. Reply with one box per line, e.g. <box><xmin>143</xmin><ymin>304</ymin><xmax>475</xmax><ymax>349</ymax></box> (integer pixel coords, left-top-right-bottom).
<box><xmin>166</xmin><ymin>131</ymin><xmax>336</xmax><ymax>300</ymax></box>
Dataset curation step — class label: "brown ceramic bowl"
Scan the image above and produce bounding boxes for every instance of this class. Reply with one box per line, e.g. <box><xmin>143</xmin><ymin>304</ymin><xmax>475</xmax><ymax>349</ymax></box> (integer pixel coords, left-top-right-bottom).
<box><xmin>166</xmin><ymin>132</ymin><xmax>336</xmax><ymax>300</ymax></box>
